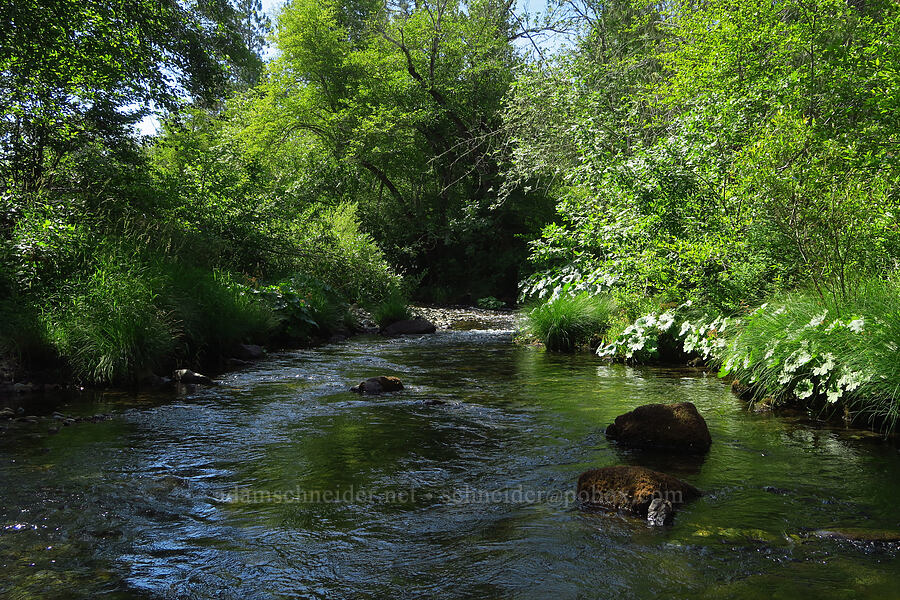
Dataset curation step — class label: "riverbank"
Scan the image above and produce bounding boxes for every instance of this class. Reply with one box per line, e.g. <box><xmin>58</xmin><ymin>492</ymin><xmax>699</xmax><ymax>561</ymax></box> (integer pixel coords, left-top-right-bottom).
<box><xmin>517</xmin><ymin>284</ymin><xmax>900</xmax><ymax>434</ymax></box>
<box><xmin>0</xmin><ymin>305</ymin><xmax>519</xmax><ymax>402</ymax></box>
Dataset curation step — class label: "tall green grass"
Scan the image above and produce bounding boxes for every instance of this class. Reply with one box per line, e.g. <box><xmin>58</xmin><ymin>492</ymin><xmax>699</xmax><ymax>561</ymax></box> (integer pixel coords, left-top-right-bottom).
<box><xmin>151</xmin><ymin>261</ymin><xmax>278</xmax><ymax>361</ymax></box>
<box><xmin>371</xmin><ymin>292</ymin><xmax>410</xmax><ymax>328</ymax></box>
<box><xmin>718</xmin><ymin>279</ymin><xmax>900</xmax><ymax>430</ymax></box>
<box><xmin>48</xmin><ymin>259</ymin><xmax>176</xmax><ymax>384</ymax></box>
<box><xmin>523</xmin><ymin>293</ymin><xmax>617</xmax><ymax>352</ymax></box>
<box><xmin>40</xmin><ymin>253</ymin><xmax>281</xmax><ymax>384</ymax></box>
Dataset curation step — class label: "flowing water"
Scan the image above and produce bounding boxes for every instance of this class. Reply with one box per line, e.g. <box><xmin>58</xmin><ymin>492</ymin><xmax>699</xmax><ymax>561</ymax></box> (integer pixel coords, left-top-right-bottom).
<box><xmin>1</xmin><ymin>318</ymin><xmax>900</xmax><ymax>599</ymax></box>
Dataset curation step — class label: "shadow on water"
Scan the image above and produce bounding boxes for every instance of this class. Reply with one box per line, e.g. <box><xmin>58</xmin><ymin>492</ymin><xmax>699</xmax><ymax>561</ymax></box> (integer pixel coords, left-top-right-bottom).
<box><xmin>1</xmin><ymin>328</ymin><xmax>900</xmax><ymax>598</ymax></box>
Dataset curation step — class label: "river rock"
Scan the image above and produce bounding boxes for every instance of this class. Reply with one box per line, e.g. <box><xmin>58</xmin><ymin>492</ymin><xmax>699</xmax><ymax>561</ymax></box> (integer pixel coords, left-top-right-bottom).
<box><xmin>350</xmin><ymin>376</ymin><xmax>404</xmax><ymax>395</ymax></box>
<box><xmin>646</xmin><ymin>498</ymin><xmax>674</xmax><ymax>526</ymax></box>
<box><xmin>381</xmin><ymin>318</ymin><xmax>437</xmax><ymax>336</ymax></box>
<box><xmin>577</xmin><ymin>465</ymin><xmax>700</xmax><ymax>525</ymax></box>
<box><xmin>0</xmin><ymin>408</ymin><xmax>14</xmax><ymax>420</ymax></box>
<box><xmin>606</xmin><ymin>402</ymin><xmax>712</xmax><ymax>453</ymax></box>
<box><xmin>234</xmin><ymin>343</ymin><xmax>265</xmax><ymax>360</ymax></box>
<box><xmin>173</xmin><ymin>369</ymin><xmax>215</xmax><ymax>385</ymax></box>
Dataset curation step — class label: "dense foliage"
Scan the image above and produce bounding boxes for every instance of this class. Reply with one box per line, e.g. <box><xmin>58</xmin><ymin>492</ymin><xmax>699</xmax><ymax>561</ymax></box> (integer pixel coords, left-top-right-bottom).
<box><xmin>508</xmin><ymin>0</ymin><xmax>900</xmax><ymax>311</ymax></box>
<box><xmin>505</xmin><ymin>0</ymin><xmax>900</xmax><ymax>427</ymax></box>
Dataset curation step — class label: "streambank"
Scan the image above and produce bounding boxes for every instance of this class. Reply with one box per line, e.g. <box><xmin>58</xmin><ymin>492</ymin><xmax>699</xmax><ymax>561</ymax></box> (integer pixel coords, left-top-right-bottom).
<box><xmin>0</xmin><ymin>305</ymin><xmax>518</xmax><ymax>403</ymax></box>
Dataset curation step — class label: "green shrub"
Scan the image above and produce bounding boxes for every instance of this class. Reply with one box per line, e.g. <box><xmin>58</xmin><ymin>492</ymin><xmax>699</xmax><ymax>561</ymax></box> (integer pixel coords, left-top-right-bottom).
<box><xmin>477</xmin><ymin>296</ymin><xmax>505</xmax><ymax>310</ymax></box>
<box><xmin>523</xmin><ymin>293</ymin><xmax>617</xmax><ymax>352</ymax></box>
<box><xmin>295</xmin><ymin>203</ymin><xmax>404</xmax><ymax>305</ymax></box>
<box><xmin>243</xmin><ymin>274</ymin><xmax>347</xmax><ymax>340</ymax></box>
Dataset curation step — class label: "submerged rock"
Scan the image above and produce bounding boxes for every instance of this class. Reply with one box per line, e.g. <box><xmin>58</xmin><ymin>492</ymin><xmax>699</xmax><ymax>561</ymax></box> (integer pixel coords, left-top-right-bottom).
<box><xmin>174</xmin><ymin>369</ymin><xmax>216</xmax><ymax>386</ymax></box>
<box><xmin>381</xmin><ymin>318</ymin><xmax>437</xmax><ymax>336</ymax></box>
<box><xmin>606</xmin><ymin>402</ymin><xmax>712</xmax><ymax>453</ymax></box>
<box><xmin>577</xmin><ymin>465</ymin><xmax>701</xmax><ymax>525</ymax></box>
<box><xmin>226</xmin><ymin>358</ymin><xmax>253</xmax><ymax>369</ymax></box>
<box><xmin>350</xmin><ymin>376</ymin><xmax>404</xmax><ymax>395</ymax></box>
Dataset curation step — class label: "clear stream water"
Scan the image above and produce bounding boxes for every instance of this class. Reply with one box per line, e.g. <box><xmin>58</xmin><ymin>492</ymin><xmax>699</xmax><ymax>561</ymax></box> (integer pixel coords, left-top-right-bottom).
<box><xmin>1</xmin><ymin>321</ymin><xmax>899</xmax><ymax>599</ymax></box>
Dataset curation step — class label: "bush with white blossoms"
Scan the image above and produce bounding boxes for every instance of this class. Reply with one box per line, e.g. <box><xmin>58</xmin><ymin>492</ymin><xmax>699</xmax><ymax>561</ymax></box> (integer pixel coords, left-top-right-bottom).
<box><xmin>519</xmin><ymin>264</ymin><xmax>618</xmax><ymax>303</ymax></box>
<box><xmin>717</xmin><ymin>300</ymin><xmax>880</xmax><ymax>411</ymax></box>
<box><xmin>597</xmin><ymin>301</ymin><xmax>732</xmax><ymax>363</ymax></box>
<box><xmin>598</xmin><ymin>290</ymin><xmax>899</xmax><ymax>429</ymax></box>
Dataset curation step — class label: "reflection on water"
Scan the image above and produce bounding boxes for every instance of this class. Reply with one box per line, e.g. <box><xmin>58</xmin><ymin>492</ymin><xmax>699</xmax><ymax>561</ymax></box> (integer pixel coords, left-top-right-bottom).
<box><xmin>1</xmin><ymin>330</ymin><xmax>899</xmax><ymax>599</ymax></box>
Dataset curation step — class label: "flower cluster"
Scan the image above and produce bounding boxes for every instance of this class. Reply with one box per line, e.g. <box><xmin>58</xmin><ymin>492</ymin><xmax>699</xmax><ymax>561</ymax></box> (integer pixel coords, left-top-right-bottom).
<box><xmin>601</xmin><ymin>301</ymin><xmax>878</xmax><ymax>410</ymax></box>
<box><xmin>519</xmin><ymin>264</ymin><xmax>617</xmax><ymax>303</ymax></box>
<box><xmin>598</xmin><ymin>301</ymin><xmax>729</xmax><ymax>362</ymax></box>
<box><xmin>720</xmin><ymin>306</ymin><xmax>874</xmax><ymax>406</ymax></box>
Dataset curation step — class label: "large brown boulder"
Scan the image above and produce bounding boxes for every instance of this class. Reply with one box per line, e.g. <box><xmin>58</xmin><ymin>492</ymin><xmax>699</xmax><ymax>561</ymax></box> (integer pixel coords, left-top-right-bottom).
<box><xmin>577</xmin><ymin>465</ymin><xmax>701</xmax><ymax>525</ymax></box>
<box><xmin>350</xmin><ymin>376</ymin><xmax>404</xmax><ymax>395</ymax></box>
<box><xmin>606</xmin><ymin>402</ymin><xmax>711</xmax><ymax>453</ymax></box>
<box><xmin>381</xmin><ymin>318</ymin><xmax>437</xmax><ymax>336</ymax></box>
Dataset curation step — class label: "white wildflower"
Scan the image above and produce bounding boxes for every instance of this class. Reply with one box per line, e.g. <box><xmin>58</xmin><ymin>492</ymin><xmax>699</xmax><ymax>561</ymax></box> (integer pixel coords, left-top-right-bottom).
<box><xmin>806</xmin><ymin>311</ymin><xmax>828</xmax><ymax>328</ymax></box>
<box><xmin>657</xmin><ymin>312</ymin><xmax>675</xmax><ymax>332</ymax></box>
<box><xmin>679</xmin><ymin>321</ymin><xmax>692</xmax><ymax>337</ymax></box>
<box><xmin>837</xmin><ymin>369</ymin><xmax>868</xmax><ymax>392</ymax></box>
<box><xmin>628</xmin><ymin>338</ymin><xmax>646</xmax><ymax>353</ymax></box>
<box><xmin>724</xmin><ymin>355</ymin><xmax>736</xmax><ymax>373</ymax></box>
<box><xmin>846</xmin><ymin>318</ymin><xmax>864</xmax><ymax>333</ymax></box>
<box><xmin>826</xmin><ymin>386</ymin><xmax>842</xmax><ymax>404</ymax></box>
<box><xmin>811</xmin><ymin>353</ymin><xmax>836</xmax><ymax>377</ymax></box>
<box><xmin>782</xmin><ymin>342</ymin><xmax>812</xmax><ymax>373</ymax></box>
<box><xmin>683</xmin><ymin>333</ymin><xmax>699</xmax><ymax>354</ymax></box>
<box><xmin>794</xmin><ymin>379</ymin><xmax>814</xmax><ymax>400</ymax></box>
<box><xmin>640</xmin><ymin>314</ymin><xmax>657</xmax><ymax>328</ymax></box>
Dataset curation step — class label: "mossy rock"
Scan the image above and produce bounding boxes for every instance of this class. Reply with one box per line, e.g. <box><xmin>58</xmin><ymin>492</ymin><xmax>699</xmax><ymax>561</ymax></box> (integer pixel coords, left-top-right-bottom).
<box><xmin>606</xmin><ymin>402</ymin><xmax>712</xmax><ymax>453</ymax></box>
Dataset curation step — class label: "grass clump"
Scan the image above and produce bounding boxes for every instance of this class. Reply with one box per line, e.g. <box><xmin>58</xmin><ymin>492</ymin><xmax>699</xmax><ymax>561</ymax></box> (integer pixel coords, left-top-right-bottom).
<box><xmin>717</xmin><ymin>279</ymin><xmax>900</xmax><ymax>431</ymax></box>
<box><xmin>523</xmin><ymin>293</ymin><xmax>616</xmax><ymax>352</ymax></box>
<box><xmin>154</xmin><ymin>263</ymin><xmax>278</xmax><ymax>361</ymax></box>
<box><xmin>48</xmin><ymin>261</ymin><xmax>176</xmax><ymax>384</ymax></box>
<box><xmin>371</xmin><ymin>292</ymin><xmax>410</xmax><ymax>328</ymax></box>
